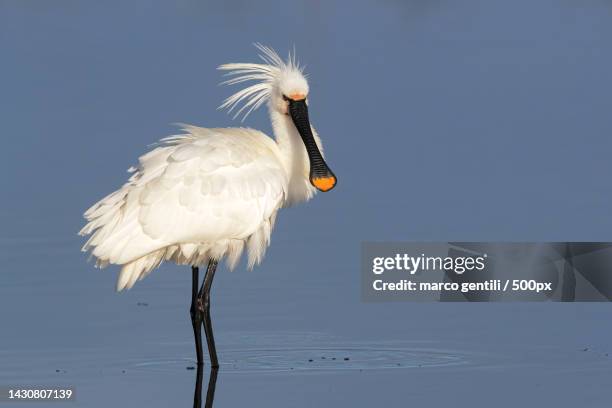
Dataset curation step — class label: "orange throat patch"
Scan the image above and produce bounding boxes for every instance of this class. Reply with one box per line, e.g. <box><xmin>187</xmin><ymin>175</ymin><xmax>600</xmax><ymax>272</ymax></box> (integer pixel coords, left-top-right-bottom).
<box><xmin>288</xmin><ymin>93</ymin><xmax>306</xmax><ymax>101</ymax></box>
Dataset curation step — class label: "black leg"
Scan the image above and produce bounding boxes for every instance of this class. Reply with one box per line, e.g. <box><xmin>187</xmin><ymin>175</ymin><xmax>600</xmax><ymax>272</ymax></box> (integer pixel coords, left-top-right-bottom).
<box><xmin>193</xmin><ymin>363</ymin><xmax>203</xmax><ymax>408</ymax></box>
<box><xmin>204</xmin><ymin>367</ymin><xmax>219</xmax><ymax>408</ymax></box>
<box><xmin>192</xmin><ymin>365</ymin><xmax>219</xmax><ymax>408</ymax></box>
<box><xmin>190</xmin><ymin>266</ymin><xmax>204</xmax><ymax>365</ymax></box>
<box><xmin>198</xmin><ymin>260</ymin><xmax>219</xmax><ymax>368</ymax></box>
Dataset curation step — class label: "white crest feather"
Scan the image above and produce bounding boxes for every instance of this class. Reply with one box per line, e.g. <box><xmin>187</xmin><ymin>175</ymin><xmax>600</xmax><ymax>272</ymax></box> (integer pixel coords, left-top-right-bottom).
<box><xmin>218</xmin><ymin>43</ymin><xmax>305</xmax><ymax>121</ymax></box>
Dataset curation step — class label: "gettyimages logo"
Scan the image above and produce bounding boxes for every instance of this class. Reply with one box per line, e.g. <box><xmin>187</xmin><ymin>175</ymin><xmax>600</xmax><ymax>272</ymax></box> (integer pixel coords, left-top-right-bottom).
<box><xmin>372</xmin><ymin>253</ymin><xmax>488</xmax><ymax>275</ymax></box>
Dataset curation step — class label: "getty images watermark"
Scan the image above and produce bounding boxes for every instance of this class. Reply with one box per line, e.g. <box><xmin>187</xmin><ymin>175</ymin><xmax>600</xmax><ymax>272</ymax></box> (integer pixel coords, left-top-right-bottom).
<box><xmin>361</xmin><ymin>242</ymin><xmax>612</xmax><ymax>302</ymax></box>
<box><xmin>372</xmin><ymin>252</ymin><xmax>488</xmax><ymax>275</ymax></box>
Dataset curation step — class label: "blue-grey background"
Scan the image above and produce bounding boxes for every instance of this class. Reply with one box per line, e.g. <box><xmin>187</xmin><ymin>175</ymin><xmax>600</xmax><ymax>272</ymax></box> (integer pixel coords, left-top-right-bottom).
<box><xmin>1</xmin><ymin>1</ymin><xmax>612</xmax><ymax>407</ymax></box>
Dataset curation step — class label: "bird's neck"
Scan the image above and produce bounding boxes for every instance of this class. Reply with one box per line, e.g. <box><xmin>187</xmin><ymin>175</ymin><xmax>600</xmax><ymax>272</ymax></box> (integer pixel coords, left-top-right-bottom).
<box><xmin>269</xmin><ymin>109</ymin><xmax>316</xmax><ymax>206</ymax></box>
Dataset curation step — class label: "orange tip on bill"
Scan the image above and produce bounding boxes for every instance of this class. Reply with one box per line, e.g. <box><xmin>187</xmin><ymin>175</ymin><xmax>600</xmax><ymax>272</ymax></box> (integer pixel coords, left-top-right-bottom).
<box><xmin>312</xmin><ymin>176</ymin><xmax>337</xmax><ymax>192</ymax></box>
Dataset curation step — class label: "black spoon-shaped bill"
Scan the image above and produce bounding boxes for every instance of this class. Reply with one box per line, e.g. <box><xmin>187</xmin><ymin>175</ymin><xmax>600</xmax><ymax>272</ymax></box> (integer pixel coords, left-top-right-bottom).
<box><xmin>288</xmin><ymin>99</ymin><xmax>337</xmax><ymax>192</ymax></box>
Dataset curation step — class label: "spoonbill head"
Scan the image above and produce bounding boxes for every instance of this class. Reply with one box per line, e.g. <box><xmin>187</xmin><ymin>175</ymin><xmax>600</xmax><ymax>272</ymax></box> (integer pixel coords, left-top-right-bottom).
<box><xmin>79</xmin><ymin>44</ymin><xmax>336</xmax><ymax>368</ymax></box>
<box><xmin>219</xmin><ymin>44</ymin><xmax>336</xmax><ymax>193</ymax></box>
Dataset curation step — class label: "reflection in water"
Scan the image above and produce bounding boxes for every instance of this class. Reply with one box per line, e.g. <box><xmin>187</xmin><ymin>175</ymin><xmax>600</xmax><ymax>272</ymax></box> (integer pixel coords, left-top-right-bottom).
<box><xmin>193</xmin><ymin>366</ymin><xmax>218</xmax><ymax>408</ymax></box>
<box><xmin>129</xmin><ymin>343</ymin><xmax>468</xmax><ymax>373</ymax></box>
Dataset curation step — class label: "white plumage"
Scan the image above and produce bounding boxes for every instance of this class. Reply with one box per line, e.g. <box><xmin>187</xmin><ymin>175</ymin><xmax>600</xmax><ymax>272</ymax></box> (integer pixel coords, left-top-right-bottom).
<box><xmin>80</xmin><ymin>45</ymin><xmax>331</xmax><ymax>291</ymax></box>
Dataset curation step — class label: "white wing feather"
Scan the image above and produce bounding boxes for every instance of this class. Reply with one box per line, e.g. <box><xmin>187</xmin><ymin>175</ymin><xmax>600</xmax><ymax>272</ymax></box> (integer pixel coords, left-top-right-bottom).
<box><xmin>80</xmin><ymin>125</ymin><xmax>287</xmax><ymax>290</ymax></box>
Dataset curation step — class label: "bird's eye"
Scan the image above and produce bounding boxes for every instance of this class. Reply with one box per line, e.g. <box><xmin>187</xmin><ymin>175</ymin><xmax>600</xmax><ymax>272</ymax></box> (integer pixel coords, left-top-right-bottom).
<box><xmin>282</xmin><ymin>94</ymin><xmax>290</xmax><ymax>102</ymax></box>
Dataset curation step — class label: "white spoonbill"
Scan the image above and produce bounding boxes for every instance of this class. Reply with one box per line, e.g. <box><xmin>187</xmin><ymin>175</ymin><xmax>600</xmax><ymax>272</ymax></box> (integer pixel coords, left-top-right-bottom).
<box><xmin>79</xmin><ymin>45</ymin><xmax>336</xmax><ymax>368</ymax></box>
